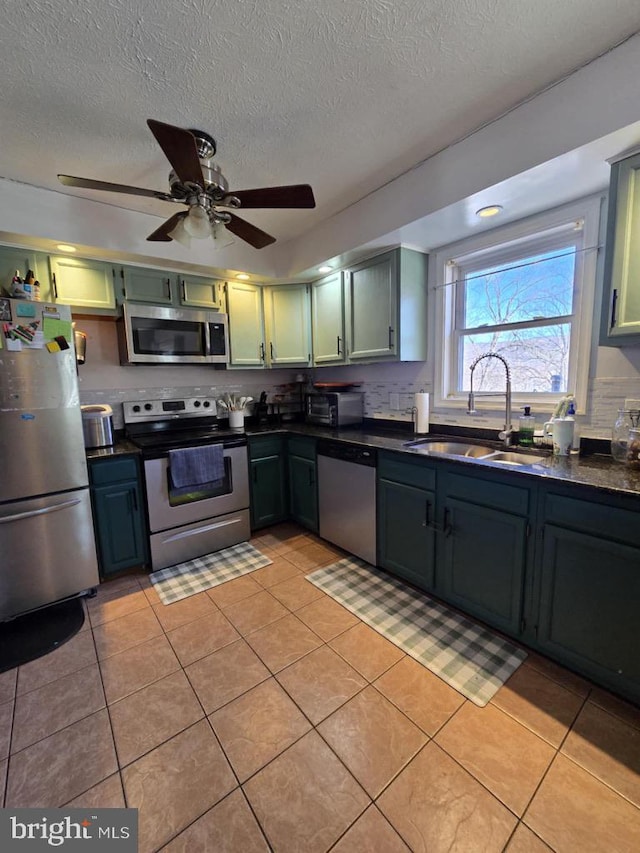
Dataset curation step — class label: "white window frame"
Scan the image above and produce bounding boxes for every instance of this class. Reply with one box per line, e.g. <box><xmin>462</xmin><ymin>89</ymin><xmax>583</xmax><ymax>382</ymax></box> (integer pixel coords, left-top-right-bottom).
<box><xmin>432</xmin><ymin>196</ymin><xmax>602</xmax><ymax>416</ymax></box>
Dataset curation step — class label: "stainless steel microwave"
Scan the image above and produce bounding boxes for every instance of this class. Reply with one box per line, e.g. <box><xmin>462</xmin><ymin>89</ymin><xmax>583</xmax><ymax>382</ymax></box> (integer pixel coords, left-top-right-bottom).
<box><xmin>305</xmin><ymin>391</ymin><xmax>364</xmax><ymax>427</ymax></box>
<box><xmin>117</xmin><ymin>303</ymin><xmax>229</xmax><ymax>365</ymax></box>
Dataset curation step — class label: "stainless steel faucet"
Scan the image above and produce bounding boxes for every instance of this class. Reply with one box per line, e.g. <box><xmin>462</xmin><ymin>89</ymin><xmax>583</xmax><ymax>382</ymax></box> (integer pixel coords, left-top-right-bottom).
<box><xmin>467</xmin><ymin>352</ymin><xmax>513</xmax><ymax>447</ymax></box>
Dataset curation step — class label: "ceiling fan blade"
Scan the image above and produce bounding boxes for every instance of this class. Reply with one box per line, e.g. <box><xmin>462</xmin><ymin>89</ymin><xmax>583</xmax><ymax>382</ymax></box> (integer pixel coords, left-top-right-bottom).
<box><xmin>147</xmin><ymin>212</ymin><xmax>186</xmax><ymax>242</ymax></box>
<box><xmin>226</xmin><ymin>184</ymin><xmax>316</xmax><ymax>209</ymax></box>
<box><xmin>58</xmin><ymin>174</ymin><xmax>173</xmax><ymax>201</ymax></box>
<box><xmin>147</xmin><ymin>119</ymin><xmax>204</xmax><ymax>187</ymax></box>
<box><xmin>225</xmin><ymin>214</ymin><xmax>276</xmax><ymax>249</ymax></box>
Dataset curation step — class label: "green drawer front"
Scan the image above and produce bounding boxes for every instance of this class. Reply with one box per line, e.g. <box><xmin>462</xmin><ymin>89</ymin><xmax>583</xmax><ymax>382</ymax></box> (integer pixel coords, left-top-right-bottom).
<box><xmin>445</xmin><ymin>471</ymin><xmax>529</xmax><ymax>515</ymax></box>
<box><xmin>544</xmin><ymin>492</ymin><xmax>640</xmax><ymax>547</ymax></box>
<box><xmin>89</xmin><ymin>455</ymin><xmax>138</xmax><ymax>485</ymax></box>
<box><xmin>378</xmin><ymin>453</ymin><xmax>436</xmax><ymax>490</ymax></box>
<box><xmin>288</xmin><ymin>436</ymin><xmax>316</xmax><ymax>460</ymax></box>
<box><xmin>249</xmin><ymin>434</ymin><xmax>285</xmax><ymax>459</ymax></box>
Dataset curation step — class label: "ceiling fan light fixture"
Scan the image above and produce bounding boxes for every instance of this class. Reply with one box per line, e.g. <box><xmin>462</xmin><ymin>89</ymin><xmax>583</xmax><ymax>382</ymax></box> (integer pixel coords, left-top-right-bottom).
<box><xmin>210</xmin><ymin>223</ymin><xmax>235</xmax><ymax>249</ymax></box>
<box><xmin>184</xmin><ymin>205</ymin><xmax>212</xmax><ymax>239</ymax></box>
<box><xmin>167</xmin><ymin>216</ymin><xmax>192</xmax><ymax>247</ymax></box>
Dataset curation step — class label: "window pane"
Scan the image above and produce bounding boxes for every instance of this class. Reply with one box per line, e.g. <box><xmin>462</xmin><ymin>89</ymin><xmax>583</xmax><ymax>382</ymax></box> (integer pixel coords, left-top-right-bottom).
<box><xmin>462</xmin><ymin>249</ymin><xmax>575</xmax><ymax>329</ymax></box>
<box><xmin>460</xmin><ymin>325</ymin><xmax>570</xmax><ymax>393</ymax></box>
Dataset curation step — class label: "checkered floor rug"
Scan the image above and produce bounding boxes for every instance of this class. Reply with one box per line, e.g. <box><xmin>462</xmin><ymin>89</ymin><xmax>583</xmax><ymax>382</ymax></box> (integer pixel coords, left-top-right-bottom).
<box><xmin>151</xmin><ymin>542</ymin><xmax>272</xmax><ymax>605</ymax></box>
<box><xmin>306</xmin><ymin>558</ymin><xmax>527</xmax><ymax>706</ymax></box>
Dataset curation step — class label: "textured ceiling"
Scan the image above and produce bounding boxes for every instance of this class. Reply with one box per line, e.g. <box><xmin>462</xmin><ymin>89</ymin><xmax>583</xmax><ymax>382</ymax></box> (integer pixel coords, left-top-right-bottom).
<box><xmin>1</xmin><ymin>0</ymin><xmax>639</xmax><ymax>245</ymax></box>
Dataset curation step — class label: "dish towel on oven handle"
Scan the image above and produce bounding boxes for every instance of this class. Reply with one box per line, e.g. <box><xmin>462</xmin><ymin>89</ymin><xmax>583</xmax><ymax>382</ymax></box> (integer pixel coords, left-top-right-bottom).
<box><xmin>169</xmin><ymin>444</ymin><xmax>225</xmax><ymax>488</ymax></box>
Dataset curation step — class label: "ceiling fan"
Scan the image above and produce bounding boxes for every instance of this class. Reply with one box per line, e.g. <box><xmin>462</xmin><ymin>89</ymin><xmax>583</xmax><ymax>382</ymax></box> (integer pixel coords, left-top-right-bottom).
<box><xmin>58</xmin><ymin>119</ymin><xmax>316</xmax><ymax>250</ymax></box>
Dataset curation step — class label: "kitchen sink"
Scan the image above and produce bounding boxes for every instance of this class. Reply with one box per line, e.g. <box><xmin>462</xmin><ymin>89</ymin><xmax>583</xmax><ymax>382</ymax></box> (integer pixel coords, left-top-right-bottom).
<box><xmin>403</xmin><ymin>439</ymin><xmax>548</xmax><ymax>467</ymax></box>
<box><xmin>485</xmin><ymin>451</ymin><xmax>547</xmax><ymax>466</ymax></box>
<box><xmin>403</xmin><ymin>440</ymin><xmax>495</xmax><ymax>458</ymax></box>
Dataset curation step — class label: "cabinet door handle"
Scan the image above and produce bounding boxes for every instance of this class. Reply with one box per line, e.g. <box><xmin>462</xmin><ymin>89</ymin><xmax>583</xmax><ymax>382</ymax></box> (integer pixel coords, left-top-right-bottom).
<box><xmin>270</xmin><ymin>341</ymin><xmax>274</xmax><ymax>360</ymax></box>
<box><xmin>423</xmin><ymin>499</ymin><xmax>431</xmax><ymax>528</ymax></box>
<box><xmin>260</xmin><ymin>343</ymin><xmax>265</xmax><ymax>361</ymax></box>
<box><xmin>611</xmin><ymin>288</ymin><xmax>618</xmax><ymax>328</ymax></box>
<box><xmin>181</xmin><ymin>279</ymin><xmax>186</xmax><ymax>302</ymax></box>
<box><xmin>337</xmin><ymin>335</ymin><xmax>342</xmax><ymax>355</ymax></box>
<box><xmin>443</xmin><ymin>507</ymin><xmax>453</xmax><ymax>537</ymax></box>
<box><xmin>388</xmin><ymin>326</ymin><xmax>394</xmax><ymax>349</ymax></box>
<box><xmin>166</xmin><ymin>278</ymin><xmax>172</xmax><ymax>301</ymax></box>
<box><xmin>52</xmin><ymin>273</ymin><xmax>58</xmax><ymax>299</ymax></box>
<box><xmin>308</xmin><ymin>468</ymin><xmax>315</xmax><ymax>486</ymax></box>
<box><xmin>131</xmin><ymin>488</ymin><xmax>138</xmax><ymax>512</ymax></box>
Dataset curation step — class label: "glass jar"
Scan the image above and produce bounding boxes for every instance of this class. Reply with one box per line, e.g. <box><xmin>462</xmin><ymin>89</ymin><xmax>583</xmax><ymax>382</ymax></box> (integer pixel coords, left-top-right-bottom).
<box><xmin>611</xmin><ymin>409</ymin><xmax>640</xmax><ymax>467</ymax></box>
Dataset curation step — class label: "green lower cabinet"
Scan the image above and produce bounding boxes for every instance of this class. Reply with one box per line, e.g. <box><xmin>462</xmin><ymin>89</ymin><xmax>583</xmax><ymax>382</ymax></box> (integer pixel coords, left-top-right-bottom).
<box><xmin>439</xmin><ymin>496</ymin><xmax>527</xmax><ymax>637</ymax></box>
<box><xmin>537</xmin><ymin>523</ymin><xmax>640</xmax><ymax>702</ymax></box>
<box><xmin>89</xmin><ymin>455</ymin><xmax>147</xmax><ymax>579</ymax></box>
<box><xmin>378</xmin><ymin>478</ymin><xmax>436</xmax><ymax>590</ymax></box>
<box><xmin>288</xmin><ymin>454</ymin><xmax>318</xmax><ymax>532</ymax></box>
<box><xmin>248</xmin><ymin>436</ymin><xmax>287</xmax><ymax>529</ymax></box>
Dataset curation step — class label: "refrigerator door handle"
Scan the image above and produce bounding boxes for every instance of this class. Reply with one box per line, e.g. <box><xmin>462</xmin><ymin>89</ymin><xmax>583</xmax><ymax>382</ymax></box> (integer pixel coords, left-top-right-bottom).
<box><xmin>0</xmin><ymin>498</ymin><xmax>82</xmax><ymax>524</ymax></box>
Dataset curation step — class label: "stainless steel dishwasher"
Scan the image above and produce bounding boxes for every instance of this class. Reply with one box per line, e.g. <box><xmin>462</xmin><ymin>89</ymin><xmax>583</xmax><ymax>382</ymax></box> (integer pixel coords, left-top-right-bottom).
<box><xmin>317</xmin><ymin>440</ymin><xmax>377</xmax><ymax>564</ymax></box>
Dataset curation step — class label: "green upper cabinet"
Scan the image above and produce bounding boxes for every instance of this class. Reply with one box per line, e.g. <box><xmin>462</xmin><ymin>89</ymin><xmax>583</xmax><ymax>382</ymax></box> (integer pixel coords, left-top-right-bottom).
<box><xmin>348</xmin><ymin>252</ymin><xmax>399</xmax><ymax>360</ymax></box>
<box><xmin>601</xmin><ymin>151</ymin><xmax>640</xmax><ymax>345</ymax></box>
<box><xmin>49</xmin><ymin>255</ymin><xmax>116</xmax><ymax>312</ymax></box>
<box><xmin>311</xmin><ymin>249</ymin><xmax>427</xmax><ymax>366</ymax></box>
<box><xmin>122</xmin><ymin>266</ymin><xmax>174</xmax><ymax>305</ymax></box>
<box><xmin>122</xmin><ymin>266</ymin><xmax>225</xmax><ymax>310</ymax></box>
<box><xmin>0</xmin><ymin>245</ymin><xmax>51</xmax><ymax>301</ymax></box>
<box><xmin>264</xmin><ymin>284</ymin><xmax>311</xmax><ymax>367</ymax></box>
<box><xmin>179</xmin><ymin>274</ymin><xmax>225</xmax><ymax>310</ymax></box>
<box><xmin>311</xmin><ymin>271</ymin><xmax>347</xmax><ymax>365</ymax></box>
<box><xmin>227</xmin><ymin>279</ymin><xmax>266</xmax><ymax>367</ymax></box>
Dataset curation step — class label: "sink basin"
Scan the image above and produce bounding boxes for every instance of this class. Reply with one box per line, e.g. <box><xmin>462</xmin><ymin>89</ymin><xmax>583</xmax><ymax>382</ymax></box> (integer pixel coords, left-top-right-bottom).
<box><xmin>486</xmin><ymin>451</ymin><xmax>547</xmax><ymax>466</ymax></box>
<box><xmin>403</xmin><ymin>440</ymin><xmax>494</xmax><ymax>458</ymax></box>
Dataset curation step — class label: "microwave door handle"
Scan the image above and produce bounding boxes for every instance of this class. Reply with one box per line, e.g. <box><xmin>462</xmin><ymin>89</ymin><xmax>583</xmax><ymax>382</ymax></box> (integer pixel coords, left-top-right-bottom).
<box><xmin>204</xmin><ymin>321</ymin><xmax>211</xmax><ymax>358</ymax></box>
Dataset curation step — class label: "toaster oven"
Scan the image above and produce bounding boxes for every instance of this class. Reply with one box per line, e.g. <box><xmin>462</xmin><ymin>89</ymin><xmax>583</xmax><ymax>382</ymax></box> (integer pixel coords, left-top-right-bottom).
<box><xmin>305</xmin><ymin>391</ymin><xmax>364</xmax><ymax>427</ymax></box>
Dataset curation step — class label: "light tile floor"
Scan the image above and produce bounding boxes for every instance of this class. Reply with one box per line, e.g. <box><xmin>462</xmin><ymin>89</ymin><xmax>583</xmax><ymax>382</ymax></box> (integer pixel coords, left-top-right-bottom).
<box><xmin>2</xmin><ymin>522</ymin><xmax>640</xmax><ymax>852</ymax></box>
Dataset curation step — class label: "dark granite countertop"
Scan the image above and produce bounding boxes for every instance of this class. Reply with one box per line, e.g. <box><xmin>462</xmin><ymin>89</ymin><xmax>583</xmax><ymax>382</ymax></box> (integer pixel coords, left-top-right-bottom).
<box><xmin>85</xmin><ymin>438</ymin><xmax>140</xmax><ymax>460</ymax></box>
<box><xmin>87</xmin><ymin>422</ymin><xmax>640</xmax><ymax>499</ymax></box>
<box><xmin>246</xmin><ymin>423</ymin><xmax>640</xmax><ymax>499</ymax></box>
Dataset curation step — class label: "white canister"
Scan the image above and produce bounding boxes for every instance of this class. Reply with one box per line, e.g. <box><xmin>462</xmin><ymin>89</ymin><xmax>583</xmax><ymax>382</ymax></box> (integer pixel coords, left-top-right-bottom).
<box><xmin>228</xmin><ymin>410</ymin><xmax>244</xmax><ymax>429</ymax></box>
<box><xmin>543</xmin><ymin>418</ymin><xmax>574</xmax><ymax>456</ymax></box>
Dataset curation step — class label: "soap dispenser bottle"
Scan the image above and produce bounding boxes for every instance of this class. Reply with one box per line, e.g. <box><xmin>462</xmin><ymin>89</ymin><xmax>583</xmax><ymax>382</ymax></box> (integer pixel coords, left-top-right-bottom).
<box><xmin>518</xmin><ymin>406</ymin><xmax>535</xmax><ymax>446</ymax></box>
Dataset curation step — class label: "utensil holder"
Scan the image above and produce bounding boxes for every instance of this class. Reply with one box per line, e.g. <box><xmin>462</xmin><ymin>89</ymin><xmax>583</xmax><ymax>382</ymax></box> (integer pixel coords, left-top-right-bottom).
<box><xmin>229</xmin><ymin>410</ymin><xmax>244</xmax><ymax>428</ymax></box>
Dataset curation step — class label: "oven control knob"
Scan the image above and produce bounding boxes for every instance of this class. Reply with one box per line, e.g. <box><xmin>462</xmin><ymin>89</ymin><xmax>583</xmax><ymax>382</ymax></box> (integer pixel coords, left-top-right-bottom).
<box><xmin>203</xmin><ymin>400</ymin><xmax>210</xmax><ymax>408</ymax></box>
<box><xmin>144</xmin><ymin>403</ymin><xmax>153</xmax><ymax>411</ymax></box>
<box><xmin>194</xmin><ymin>400</ymin><xmax>201</xmax><ymax>407</ymax></box>
<box><xmin>132</xmin><ymin>405</ymin><xmax>141</xmax><ymax>413</ymax></box>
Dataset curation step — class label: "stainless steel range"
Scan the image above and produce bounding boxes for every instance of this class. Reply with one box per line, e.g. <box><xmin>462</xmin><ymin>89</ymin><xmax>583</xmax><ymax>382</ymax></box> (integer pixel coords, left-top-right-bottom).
<box><xmin>124</xmin><ymin>397</ymin><xmax>250</xmax><ymax>571</ymax></box>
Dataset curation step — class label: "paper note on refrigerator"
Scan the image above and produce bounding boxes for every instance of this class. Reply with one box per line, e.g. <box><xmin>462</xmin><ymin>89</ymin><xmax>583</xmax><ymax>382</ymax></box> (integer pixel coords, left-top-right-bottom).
<box><xmin>42</xmin><ymin>317</ymin><xmax>72</xmax><ymax>343</ymax></box>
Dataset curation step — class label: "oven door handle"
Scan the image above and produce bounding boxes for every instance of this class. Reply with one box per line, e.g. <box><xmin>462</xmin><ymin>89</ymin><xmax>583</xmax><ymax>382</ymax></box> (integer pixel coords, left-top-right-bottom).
<box><xmin>161</xmin><ymin>516</ymin><xmax>244</xmax><ymax>543</ymax></box>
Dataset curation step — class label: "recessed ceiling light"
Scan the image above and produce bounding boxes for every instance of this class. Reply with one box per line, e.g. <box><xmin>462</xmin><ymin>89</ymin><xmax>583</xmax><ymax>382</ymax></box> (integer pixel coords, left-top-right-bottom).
<box><xmin>56</xmin><ymin>244</ymin><xmax>77</xmax><ymax>252</ymax></box>
<box><xmin>475</xmin><ymin>205</ymin><xmax>503</xmax><ymax>219</ymax></box>
<box><xmin>236</xmin><ymin>273</ymin><xmax>250</xmax><ymax>280</ymax></box>
<box><xmin>318</xmin><ymin>265</ymin><xmax>332</xmax><ymax>273</ymax></box>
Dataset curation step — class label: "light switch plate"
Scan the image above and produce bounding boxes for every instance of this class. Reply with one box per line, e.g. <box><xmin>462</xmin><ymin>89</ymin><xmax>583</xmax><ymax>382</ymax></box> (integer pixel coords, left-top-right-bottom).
<box><xmin>624</xmin><ymin>398</ymin><xmax>640</xmax><ymax>409</ymax></box>
<box><xmin>389</xmin><ymin>392</ymin><xmax>400</xmax><ymax>410</ymax></box>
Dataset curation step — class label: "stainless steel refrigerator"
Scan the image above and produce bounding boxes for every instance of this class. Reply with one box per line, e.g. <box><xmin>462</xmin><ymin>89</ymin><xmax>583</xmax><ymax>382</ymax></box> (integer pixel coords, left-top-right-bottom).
<box><xmin>0</xmin><ymin>298</ymin><xmax>99</xmax><ymax>621</ymax></box>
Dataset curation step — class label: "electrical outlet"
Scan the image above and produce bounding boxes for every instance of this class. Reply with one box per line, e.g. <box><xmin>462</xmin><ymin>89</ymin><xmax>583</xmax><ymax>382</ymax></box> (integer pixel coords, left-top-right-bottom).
<box><xmin>624</xmin><ymin>398</ymin><xmax>640</xmax><ymax>410</ymax></box>
<box><xmin>389</xmin><ymin>392</ymin><xmax>400</xmax><ymax>410</ymax></box>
